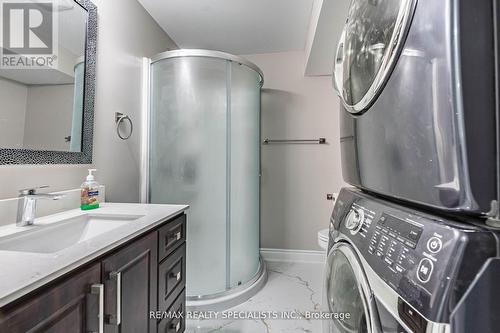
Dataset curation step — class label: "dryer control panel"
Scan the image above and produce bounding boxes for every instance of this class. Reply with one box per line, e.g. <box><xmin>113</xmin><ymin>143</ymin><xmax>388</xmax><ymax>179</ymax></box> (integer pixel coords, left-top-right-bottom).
<box><xmin>331</xmin><ymin>188</ymin><xmax>497</xmax><ymax>324</ymax></box>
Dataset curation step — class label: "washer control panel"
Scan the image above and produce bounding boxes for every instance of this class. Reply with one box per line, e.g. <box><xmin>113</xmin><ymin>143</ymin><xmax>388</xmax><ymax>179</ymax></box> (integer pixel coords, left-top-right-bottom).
<box><xmin>353</xmin><ymin>206</ymin><xmax>450</xmax><ymax>301</ymax></box>
<box><xmin>367</xmin><ymin>213</ymin><xmax>434</xmax><ymax>281</ymax></box>
<box><xmin>332</xmin><ymin>188</ymin><xmax>497</xmax><ymax>323</ymax></box>
<box><xmin>369</xmin><ymin>213</ymin><xmax>423</xmax><ymax>273</ymax></box>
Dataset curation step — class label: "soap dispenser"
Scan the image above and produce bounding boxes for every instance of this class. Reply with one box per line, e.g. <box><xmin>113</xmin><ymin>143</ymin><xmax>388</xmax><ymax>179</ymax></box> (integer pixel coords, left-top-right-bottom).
<box><xmin>81</xmin><ymin>169</ymin><xmax>100</xmax><ymax>210</ymax></box>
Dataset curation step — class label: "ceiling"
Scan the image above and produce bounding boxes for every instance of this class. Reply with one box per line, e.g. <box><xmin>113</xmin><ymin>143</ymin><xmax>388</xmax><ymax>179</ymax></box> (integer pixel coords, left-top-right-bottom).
<box><xmin>137</xmin><ymin>0</ymin><xmax>315</xmax><ymax>55</ymax></box>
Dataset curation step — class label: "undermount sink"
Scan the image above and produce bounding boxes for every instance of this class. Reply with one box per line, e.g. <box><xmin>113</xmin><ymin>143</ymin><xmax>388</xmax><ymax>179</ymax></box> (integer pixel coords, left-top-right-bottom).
<box><xmin>0</xmin><ymin>213</ymin><xmax>144</xmax><ymax>254</ymax></box>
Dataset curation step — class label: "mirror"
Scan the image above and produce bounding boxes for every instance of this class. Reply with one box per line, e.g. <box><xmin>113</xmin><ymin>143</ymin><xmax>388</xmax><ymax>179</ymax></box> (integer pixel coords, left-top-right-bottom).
<box><xmin>0</xmin><ymin>0</ymin><xmax>97</xmax><ymax>164</ymax></box>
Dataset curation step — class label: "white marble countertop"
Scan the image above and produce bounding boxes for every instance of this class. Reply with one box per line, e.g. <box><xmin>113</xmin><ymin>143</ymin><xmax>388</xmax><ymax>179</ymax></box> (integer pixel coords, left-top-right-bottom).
<box><xmin>0</xmin><ymin>203</ymin><xmax>188</xmax><ymax>308</ymax></box>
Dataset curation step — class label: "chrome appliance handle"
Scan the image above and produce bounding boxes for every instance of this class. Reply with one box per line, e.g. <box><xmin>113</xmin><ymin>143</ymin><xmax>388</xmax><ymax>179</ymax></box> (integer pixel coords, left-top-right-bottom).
<box><xmin>333</xmin><ymin>29</ymin><xmax>346</xmax><ymax>97</ymax></box>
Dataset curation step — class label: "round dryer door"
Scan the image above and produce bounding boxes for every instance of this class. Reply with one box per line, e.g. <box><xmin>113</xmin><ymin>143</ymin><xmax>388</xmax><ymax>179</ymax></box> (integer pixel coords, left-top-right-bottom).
<box><xmin>323</xmin><ymin>242</ymin><xmax>378</xmax><ymax>333</ymax></box>
<box><xmin>333</xmin><ymin>0</ymin><xmax>417</xmax><ymax>114</ymax></box>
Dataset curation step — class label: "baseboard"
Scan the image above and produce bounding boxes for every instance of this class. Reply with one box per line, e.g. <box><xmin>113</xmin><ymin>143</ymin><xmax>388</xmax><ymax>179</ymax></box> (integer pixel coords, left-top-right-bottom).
<box><xmin>260</xmin><ymin>248</ymin><xmax>326</xmax><ymax>264</ymax></box>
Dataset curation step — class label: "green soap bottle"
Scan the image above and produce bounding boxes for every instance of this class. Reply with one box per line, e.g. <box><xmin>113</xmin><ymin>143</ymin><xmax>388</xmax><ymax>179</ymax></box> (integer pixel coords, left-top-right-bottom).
<box><xmin>81</xmin><ymin>169</ymin><xmax>100</xmax><ymax>210</ymax></box>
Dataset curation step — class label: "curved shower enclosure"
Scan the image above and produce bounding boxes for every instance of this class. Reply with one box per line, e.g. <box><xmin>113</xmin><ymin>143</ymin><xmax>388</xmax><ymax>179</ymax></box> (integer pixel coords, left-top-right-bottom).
<box><xmin>147</xmin><ymin>49</ymin><xmax>265</xmax><ymax>309</ymax></box>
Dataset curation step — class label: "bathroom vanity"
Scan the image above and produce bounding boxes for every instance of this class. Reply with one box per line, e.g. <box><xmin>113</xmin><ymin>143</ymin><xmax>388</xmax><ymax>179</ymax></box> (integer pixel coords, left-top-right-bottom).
<box><xmin>0</xmin><ymin>203</ymin><xmax>188</xmax><ymax>333</ymax></box>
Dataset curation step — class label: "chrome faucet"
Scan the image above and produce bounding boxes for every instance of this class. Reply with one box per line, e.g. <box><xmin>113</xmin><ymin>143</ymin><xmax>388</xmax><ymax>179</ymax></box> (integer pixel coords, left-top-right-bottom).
<box><xmin>16</xmin><ymin>186</ymin><xmax>64</xmax><ymax>227</ymax></box>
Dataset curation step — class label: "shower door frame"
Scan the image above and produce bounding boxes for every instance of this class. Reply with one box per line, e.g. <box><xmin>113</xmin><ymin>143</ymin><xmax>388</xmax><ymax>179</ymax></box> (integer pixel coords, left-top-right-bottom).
<box><xmin>140</xmin><ymin>57</ymin><xmax>151</xmax><ymax>204</ymax></box>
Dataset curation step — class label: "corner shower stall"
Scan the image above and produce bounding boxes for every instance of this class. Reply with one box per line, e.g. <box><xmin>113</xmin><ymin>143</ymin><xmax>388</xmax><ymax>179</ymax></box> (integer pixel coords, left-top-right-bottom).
<box><xmin>145</xmin><ymin>49</ymin><xmax>265</xmax><ymax>309</ymax></box>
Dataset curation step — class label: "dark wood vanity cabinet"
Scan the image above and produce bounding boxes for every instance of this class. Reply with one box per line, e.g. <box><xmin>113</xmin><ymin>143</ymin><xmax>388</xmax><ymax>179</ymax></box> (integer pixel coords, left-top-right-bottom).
<box><xmin>0</xmin><ymin>263</ymin><xmax>101</xmax><ymax>333</ymax></box>
<box><xmin>0</xmin><ymin>213</ymin><xmax>187</xmax><ymax>333</ymax></box>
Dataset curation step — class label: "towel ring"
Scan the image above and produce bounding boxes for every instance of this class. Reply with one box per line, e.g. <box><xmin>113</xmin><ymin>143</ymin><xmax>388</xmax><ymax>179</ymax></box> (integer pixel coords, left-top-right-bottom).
<box><xmin>115</xmin><ymin>112</ymin><xmax>133</xmax><ymax>140</ymax></box>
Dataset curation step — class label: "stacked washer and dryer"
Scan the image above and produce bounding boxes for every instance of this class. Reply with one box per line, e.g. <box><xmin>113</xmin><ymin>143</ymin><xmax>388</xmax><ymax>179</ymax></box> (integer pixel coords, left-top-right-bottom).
<box><xmin>324</xmin><ymin>0</ymin><xmax>500</xmax><ymax>332</ymax></box>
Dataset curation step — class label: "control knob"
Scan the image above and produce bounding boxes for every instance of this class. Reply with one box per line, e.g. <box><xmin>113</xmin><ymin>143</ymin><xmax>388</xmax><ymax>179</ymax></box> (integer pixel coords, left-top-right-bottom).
<box><xmin>345</xmin><ymin>207</ymin><xmax>364</xmax><ymax>235</ymax></box>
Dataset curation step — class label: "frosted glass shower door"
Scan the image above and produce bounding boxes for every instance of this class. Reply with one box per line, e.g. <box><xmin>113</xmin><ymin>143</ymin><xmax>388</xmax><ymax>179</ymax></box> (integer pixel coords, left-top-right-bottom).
<box><xmin>229</xmin><ymin>63</ymin><xmax>261</xmax><ymax>288</ymax></box>
<box><xmin>149</xmin><ymin>50</ymin><xmax>263</xmax><ymax>303</ymax></box>
<box><xmin>150</xmin><ymin>57</ymin><xmax>228</xmax><ymax>296</ymax></box>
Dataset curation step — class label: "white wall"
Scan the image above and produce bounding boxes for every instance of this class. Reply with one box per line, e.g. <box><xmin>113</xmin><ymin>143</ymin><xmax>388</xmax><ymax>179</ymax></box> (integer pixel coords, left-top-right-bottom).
<box><xmin>304</xmin><ymin>0</ymin><xmax>351</xmax><ymax>76</ymax></box>
<box><xmin>0</xmin><ymin>0</ymin><xmax>177</xmax><ymax>201</ymax></box>
<box><xmin>243</xmin><ymin>51</ymin><xmax>345</xmax><ymax>251</ymax></box>
<box><xmin>0</xmin><ymin>78</ymin><xmax>27</xmax><ymax>148</ymax></box>
<box><xmin>304</xmin><ymin>0</ymin><xmax>324</xmax><ymax>67</ymax></box>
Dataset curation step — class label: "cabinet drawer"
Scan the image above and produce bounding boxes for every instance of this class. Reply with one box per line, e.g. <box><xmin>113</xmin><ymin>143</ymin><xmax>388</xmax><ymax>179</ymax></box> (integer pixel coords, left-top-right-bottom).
<box><xmin>158</xmin><ymin>214</ymin><xmax>186</xmax><ymax>262</ymax></box>
<box><xmin>159</xmin><ymin>243</ymin><xmax>186</xmax><ymax>311</ymax></box>
<box><xmin>158</xmin><ymin>289</ymin><xmax>186</xmax><ymax>333</ymax></box>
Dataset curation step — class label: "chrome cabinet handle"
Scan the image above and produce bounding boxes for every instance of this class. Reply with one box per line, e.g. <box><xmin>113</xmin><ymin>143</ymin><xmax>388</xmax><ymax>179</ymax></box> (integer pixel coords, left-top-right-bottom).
<box><xmin>90</xmin><ymin>284</ymin><xmax>104</xmax><ymax>333</ymax></box>
<box><xmin>170</xmin><ymin>321</ymin><xmax>181</xmax><ymax>332</ymax></box>
<box><xmin>167</xmin><ymin>231</ymin><xmax>182</xmax><ymax>244</ymax></box>
<box><xmin>170</xmin><ymin>271</ymin><xmax>182</xmax><ymax>281</ymax></box>
<box><xmin>109</xmin><ymin>271</ymin><xmax>122</xmax><ymax>325</ymax></box>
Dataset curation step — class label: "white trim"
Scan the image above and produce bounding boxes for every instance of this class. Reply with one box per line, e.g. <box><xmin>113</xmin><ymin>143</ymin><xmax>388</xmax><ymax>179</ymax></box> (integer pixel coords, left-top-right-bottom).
<box><xmin>260</xmin><ymin>248</ymin><xmax>326</xmax><ymax>264</ymax></box>
<box><xmin>140</xmin><ymin>57</ymin><xmax>151</xmax><ymax>204</ymax></box>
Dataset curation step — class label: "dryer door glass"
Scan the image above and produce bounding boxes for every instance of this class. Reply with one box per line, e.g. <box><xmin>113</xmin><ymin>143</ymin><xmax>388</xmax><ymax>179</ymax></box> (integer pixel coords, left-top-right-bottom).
<box><xmin>325</xmin><ymin>250</ymin><xmax>369</xmax><ymax>333</ymax></box>
<box><xmin>334</xmin><ymin>0</ymin><xmax>416</xmax><ymax>113</ymax></box>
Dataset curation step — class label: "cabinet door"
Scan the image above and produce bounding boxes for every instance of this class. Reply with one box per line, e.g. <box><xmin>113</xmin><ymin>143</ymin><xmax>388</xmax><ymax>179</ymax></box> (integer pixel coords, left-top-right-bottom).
<box><xmin>102</xmin><ymin>232</ymin><xmax>158</xmax><ymax>333</ymax></box>
<box><xmin>0</xmin><ymin>263</ymin><xmax>102</xmax><ymax>333</ymax></box>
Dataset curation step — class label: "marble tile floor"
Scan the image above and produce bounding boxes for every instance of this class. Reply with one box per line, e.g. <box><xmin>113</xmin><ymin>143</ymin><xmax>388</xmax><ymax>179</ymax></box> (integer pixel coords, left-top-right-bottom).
<box><xmin>186</xmin><ymin>261</ymin><xmax>326</xmax><ymax>333</ymax></box>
